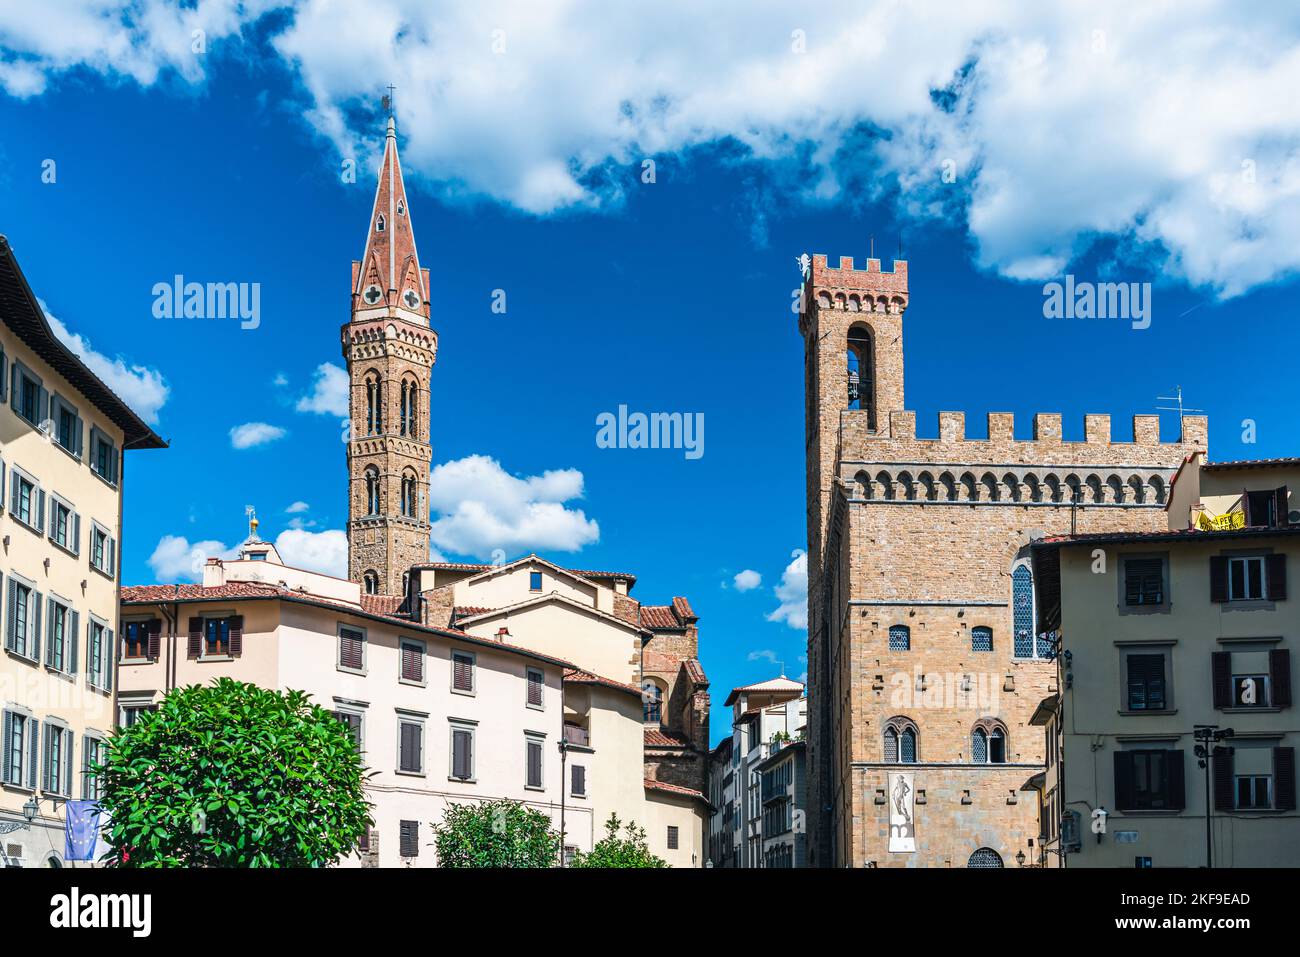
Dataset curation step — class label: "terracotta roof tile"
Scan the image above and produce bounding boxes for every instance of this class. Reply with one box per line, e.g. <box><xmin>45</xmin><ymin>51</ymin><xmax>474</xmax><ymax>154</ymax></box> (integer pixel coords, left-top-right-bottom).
<box><xmin>671</xmin><ymin>596</ymin><xmax>696</xmax><ymax>621</ymax></box>
<box><xmin>644</xmin><ymin>728</ymin><xmax>691</xmax><ymax>748</ymax></box>
<box><xmin>1036</xmin><ymin>525</ymin><xmax>1300</xmax><ymax>547</ymax></box>
<box><xmin>453</xmin><ymin>605</ymin><xmax>495</xmax><ymax>617</ymax></box>
<box><xmin>641</xmin><ymin>605</ymin><xmax>679</xmax><ymax>629</ymax></box>
<box><xmin>563</xmin><ymin>669</ymin><xmax>642</xmax><ymax>698</ymax></box>
<box><xmin>1202</xmin><ymin>457</ymin><xmax>1300</xmax><ymax>471</ymax></box>
<box><xmin>360</xmin><ymin>594</ymin><xmax>404</xmax><ymax>616</ymax></box>
<box><xmin>644</xmin><ymin>778</ymin><xmax>711</xmax><ymax>807</ymax></box>
<box><xmin>682</xmin><ymin>657</ymin><xmax>708</xmax><ymax>686</ymax></box>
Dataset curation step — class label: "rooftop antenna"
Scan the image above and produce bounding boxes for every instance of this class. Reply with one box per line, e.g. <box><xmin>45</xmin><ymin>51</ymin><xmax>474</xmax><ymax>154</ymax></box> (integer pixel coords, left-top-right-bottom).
<box><xmin>1156</xmin><ymin>385</ymin><xmax>1204</xmax><ymax>418</ymax></box>
<box><xmin>382</xmin><ymin>84</ymin><xmax>396</xmax><ymax>122</ymax></box>
<box><xmin>869</xmin><ymin>234</ymin><xmax>875</xmax><ymax>260</ymax></box>
<box><xmin>245</xmin><ymin>505</ymin><xmax>259</xmax><ymax>541</ymax></box>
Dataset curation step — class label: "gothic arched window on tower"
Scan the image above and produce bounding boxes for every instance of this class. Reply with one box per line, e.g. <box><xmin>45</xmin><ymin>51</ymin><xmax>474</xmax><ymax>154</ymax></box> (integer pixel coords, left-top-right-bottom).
<box><xmin>363</xmin><ymin>570</ymin><xmax>379</xmax><ymax>595</ymax></box>
<box><xmin>400</xmin><ymin>471</ymin><xmax>417</xmax><ymax>518</ymax></box>
<box><xmin>847</xmin><ymin>325</ymin><xmax>875</xmax><ymax>429</ymax></box>
<box><xmin>400</xmin><ymin>378</ymin><xmax>419</xmax><ymax>437</ymax></box>
<box><xmin>365</xmin><ymin>373</ymin><xmax>383</xmax><ymax>435</ymax></box>
<box><xmin>365</xmin><ymin>467</ymin><xmax>380</xmax><ymax>516</ymax></box>
<box><xmin>1012</xmin><ymin>563</ymin><xmax>1035</xmax><ymax>658</ymax></box>
<box><xmin>376</xmin><ymin>214</ymin><xmax>385</xmax><ymax>232</ymax></box>
<box><xmin>642</xmin><ymin>680</ymin><xmax>664</xmax><ymax>724</ymax></box>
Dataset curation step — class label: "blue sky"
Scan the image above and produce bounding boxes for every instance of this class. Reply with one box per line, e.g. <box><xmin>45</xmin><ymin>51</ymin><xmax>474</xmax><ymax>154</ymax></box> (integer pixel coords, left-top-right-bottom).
<box><xmin>2</xmin><ymin>4</ymin><xmax>1297</xmax><ymax>744</ymax></box>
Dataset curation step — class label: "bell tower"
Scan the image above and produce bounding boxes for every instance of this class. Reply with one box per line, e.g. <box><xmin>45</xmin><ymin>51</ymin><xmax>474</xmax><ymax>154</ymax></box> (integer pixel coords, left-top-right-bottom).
<box><xmin>344</xmin><ymin>115</ymin><xmax>436</xmax><ymax>595</ymax></box>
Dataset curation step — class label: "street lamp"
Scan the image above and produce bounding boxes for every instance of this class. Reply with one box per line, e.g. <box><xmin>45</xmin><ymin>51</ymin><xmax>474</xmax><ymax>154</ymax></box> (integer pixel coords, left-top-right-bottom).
<box><xmin>1015</xmin><ymin>849</ymin><xmax>1026</xmax><ymax>867</ymax></box>
<box><xmin>22</xmin><ymin>798</ymin><xmax>39</xmax><ymax>824</ymax></box>
<box><xmin>1193</xmin><ymin>724</ymin><xmax>1235</xmax><ymax>869</ymax></box>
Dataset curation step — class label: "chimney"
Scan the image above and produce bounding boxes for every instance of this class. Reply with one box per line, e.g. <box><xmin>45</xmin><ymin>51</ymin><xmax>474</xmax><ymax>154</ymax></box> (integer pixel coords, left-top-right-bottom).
<box><xmin>496</xmin><ymin>626</ymin><xmax>510</xmax><ymax>642</ymax></box>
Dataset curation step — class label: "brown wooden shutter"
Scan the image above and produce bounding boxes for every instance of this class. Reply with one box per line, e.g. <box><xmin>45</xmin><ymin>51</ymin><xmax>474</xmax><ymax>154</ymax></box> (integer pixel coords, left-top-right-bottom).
<box><xmin>187</xmin><ymin>617</ymin><xmax>202</xmax><ymax>658</ymax></box>
<box><xmin>1242</xmin><ymin>488</ymin><xmax>1252</xmax><ymax>525</ymax></box>
<box><xmin>1275</xmin><ymin>486</ymin><xmax>1290</xmax><ymax>527</ymax></box>
<box><xmin>1274</xmin><ymin>747</ymin><xmax>1296</xmax><ymax>811</ymax></box>
<box><xmin>1113</xmin><ymin>751</ymin><xmax>1135</xmax><ymax>810</ymax></box>
<box><xmin>146</xmin><ymin>619</ymin><xmax>161</xmax><ymax>661</ymax></box>
<box><xmin>454</xmin><ymin>653</ymin><xmax>472</xmax><ymax>691</ymax></box>
<box><xmin>1166</xmin><ymin>749</ymin><xmax>1185</xmax><ymax>811</ymax></box>
<box><xmin>528</xmin><ymin>670</ymin><xmax>543</xmax><ymax>706</ymax></box>
<box><xmin>1213</xmin><ymin>746</ymin><xmax>1234</xmax><ymax>811</ymax></box>
<box><xmin>228</xmin><ymin>616</ymin><xmax>244</xmax><ymax>657</ymax></box>
<box><xmin>1209</xmin><ymin>556</ymin><xmax>1229</xmax><ymax>603</ymax></box>
<box><xmin>1212</xmin><ymin>651</ymin><xmax>1232</xmax><ymax>709</ymax></box>
<box><xmin>1266</xmin><ymin>554</ymin><xmax>1287</xmax><ymax>601</ymax></box>
<box><xmin>1271</xmin><ymin>649</ymin><xmax>1292</xmax><ymax>708</ymax></box>
<box><xmin>340</xmin><ymin>629</ymin><xmax>363</xmax><ymax>670</ymax></box>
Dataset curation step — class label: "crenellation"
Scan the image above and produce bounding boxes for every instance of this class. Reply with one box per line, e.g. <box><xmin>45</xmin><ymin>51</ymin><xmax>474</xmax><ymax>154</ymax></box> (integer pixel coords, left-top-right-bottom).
<box><xmin>1133</xmin><ymin>414</ymin><xmax>1161</xmax><ymax>445</ymax></box>
<box><xmin>987</xmin><ymin>412</ymin><xmax>1014</xmax><ymax>443</ymax></box>
<box><xmin>1033</xmin><ymin>413</ymin><xmax>1061</xmax><ymax>444</ymax></box>
<box><xmin>1084</xmin><ymin>413</ymin><xmax>1111</xmax><ymax>444</ymax></box>
<box><xmin>939</xmin><ymin>411</ymin><xmax>965</xmax><ymax>443</ymax></box>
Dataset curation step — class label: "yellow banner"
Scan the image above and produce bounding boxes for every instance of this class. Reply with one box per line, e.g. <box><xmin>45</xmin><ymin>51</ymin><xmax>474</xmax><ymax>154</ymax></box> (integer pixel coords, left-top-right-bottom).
<box><xmin>1197</xmin><ymin>510</ymin><xmax>1245</xmax><ymax>531</ymax></box>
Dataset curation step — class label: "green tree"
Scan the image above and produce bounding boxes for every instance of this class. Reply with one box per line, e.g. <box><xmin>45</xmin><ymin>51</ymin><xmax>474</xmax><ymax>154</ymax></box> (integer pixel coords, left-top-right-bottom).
<box><xmin>570</xmin><ymin>814</ymin><xmax>667</xmax><ymax>868</ymax></box>
<box><xmin>431</xmin><ymin>798</ymin><xmax>560</xmax><ymax>867</ymax></box>
<box><xmin>95</xmin><ymin>678</ymin><xmax>371</xmax><ymax>867</ymax></box>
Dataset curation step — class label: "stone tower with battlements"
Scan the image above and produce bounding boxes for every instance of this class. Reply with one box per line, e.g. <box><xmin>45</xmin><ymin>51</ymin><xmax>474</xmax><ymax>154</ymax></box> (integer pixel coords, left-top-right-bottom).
<box><xmin>799</xmin><ymin>252</ymin><xmax>1209</xmax><ymax>867</ymax></box>
<box><xmin>345</xmin><ymin>116</ymin><xmax>436</xmax><ymax>596</ymax></box>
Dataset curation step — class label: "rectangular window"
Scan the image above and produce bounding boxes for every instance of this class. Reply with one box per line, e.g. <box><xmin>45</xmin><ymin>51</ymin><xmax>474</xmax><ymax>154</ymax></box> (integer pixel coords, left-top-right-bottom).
<box><xmin>400</xmin><ymin>639</ymin><xmax>425</xmax><ymax>683</ymax></box>
<box><xmin>452</xmin><ymin>651</ymin><xmax>475</xmax><ymax>693</ymax></box>
<box><xmin>14</xmin><ymin>365</ymin><xmax>44</xmax><ymax>426</ymax></box>
<box><xmin>450</xmin><ymin>725</ymin><xmax>474</xmax><ymax>780</ymax></box>
<box><xmin>1229</xmin><ymin>556</ymin><xmax>1266</xmax><ymax>601</ymax></box>
<box><xmin>43</xmin><ymin>723</ymin><xmax>71</xmax><ymax>796</ymax></box>
<box><xmin>334</xmin><ymin>711</ymin><xmax>363</xmax><ymax>751</ymax></box>
<box><xmin>89</xmin><ymin>523</ymin><xmax>115</xmax><ymax>576</ymax></box>
<box><xmin>667</xmin><ymin>825</ymin><xmax>679</xmax><ymax>850</ymax></box>
<box><xmin>45</xmin><ymin>598</ymin><xmax>76</xmax><ymax>675</ymax></box>
<box><xmin>1232</xmin><ymin>673</ymin><xmax>1271</xmax><ymax>708</ymax></box>
<box><xmin>529</xmin><ymin>571</ymin><xmax>542</xmax><ymax>592</ymax></box>
<box><xmin>1115</xmin><ymin>749</ymin><xmax>1185</xmax><ymax>811</ymax></box>
<box><xmin>82</xmin><ymin>735</ymin><xmax>105</xmax><ymax>800</ymax></box>
<box><xmin>87</xmin><ymin>620</ymin><xmax>111</xmax><ymax>690</ymax></box>
<box><xmin>1124</xmin><ymin>558</ymin><xmax>1165</xmax><ymax>606</ymax></box>
<box><xmin>123</xmin><ymin>620</ymin><xmax>149</xmax><ymax>660</ymax></box>
<box><xmin>399</xmin><ymin>820</ymin><xmax>419</xmax><ymax>858</ymax></box>
<box><xmin>204</xmin><ymin>617</ymin><xmax>231</xmax><ymax>658</ymax></box>
<box><xmin>51</xmin><ymin>395</ymin><xmax>82</xmax><ymax>458</ymax></box>
<box><xmin>571</xmin><ymin>763</ymin><xmax>586</xmax><ymax>797</ymax></box>
<box><xmin>11</xmin><ymin>470</ymin><xmax>43</xmax><ymax>533</ymax></box>
<box><xmin>338</xmin><ymin>625</ymin><xmax>365</xmax><ymax>671</ymax></box>
<box><xmin>49</xmin><ymin>497</ymin><xmax>79</xmax><ymax>554</ymax></box>
<box><xmin>1236</xmin><ymin>775</ymin><xmax>1272</xmax><ymax>810</ymax></box>
<box><xmin>971</xmin><ymin>627</ymin><xmax>992</xmax><ymax>652</ymax></box>
<box><xmin>1126</xmin><ymin>653</ymin><xmax>1168</xmax><ymax>711</ymax></box>
<box><xmin>2</xmin><ymin>711</ymin><xmax>36</xmax><ymax>788</ymax></box>
<box><xmin>90</xmin><ymin>428</ymin><xmax>118</xmax><ymax>485</ymax></box>
<box><xmin>119</xmin><ymin>703</ymin><xmax>157</xmax><ymax>728</ymax></box>
<box><xmin>398</xmin><ymin>718</ymin><xmax>424</xmax><ymax>774</ymax></box>
<box><xmin>527</xmin><ymin>668</ymin><xmax>544</xmax><ymax>708</ymax></box>
<box><xmin>525</xmin><ymin>736</ymin><xmax>544</xmax><ymax>789</ymax></box>
<box><xmin>5</xmin><ymin>578</ymin><xmax>39</xmax><ymax>661</ymax></box>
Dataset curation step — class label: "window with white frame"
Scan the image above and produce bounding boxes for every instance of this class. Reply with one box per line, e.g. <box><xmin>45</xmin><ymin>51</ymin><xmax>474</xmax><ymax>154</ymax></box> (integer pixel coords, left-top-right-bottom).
<box><xmin>42</xmin><ymin>721</ymin><xmax>73</xmax><ymax>796</ymax></box>
<box><xmin>44</xmin><ymin>596</ymin><xmax>78</xmax><ymax>675</ymax></box>
<box><xmin>525</xmin><ymin>734</ymin><xmax>545</xmax><ymax>789</ymax></box>
<box><xmin>1228</xmin><ymin>556</ymin><xmax>1266</xmax><ymax>601</ymax></box>
<box><xmin>10</xmin><ymin>468</ymin><xmax>44</xmax><ymax>533</ymax></box>
<box><xmin>118</xmin><ymin>700</ymin><xmax>157</xmax><ymax>728</ymax></box>
<box><xmin>450</xmin><ymin>722</ymin><xmax>475</xmax><ymax>781</ymax></box>
<box><xmin>397</xmin><ymin>715</ymin><xmax>425</xmax><ymax>775</ymax></box>
<box><xmin>1</xmin><ymin>709</ymin><xmax>38</xmax><ymax>789</ymax></box>
<box><xmin>48</xmin><ymin>494</ymin><xmax>80</xmax><ymax>554</ymax></box>
<box><xmin>89</xmin><ymin>522</ymin><xmax>115</xmax><ymax>576</ymax></box>
<box><xmin>81</xmin><ymin>734</ymin><xmax>106</xmax><ymax>800</ymax></box>
<box><xmin>4</xmin><ymin>575</ymin><xmax>41</xmax><ymax>661</ymax></box>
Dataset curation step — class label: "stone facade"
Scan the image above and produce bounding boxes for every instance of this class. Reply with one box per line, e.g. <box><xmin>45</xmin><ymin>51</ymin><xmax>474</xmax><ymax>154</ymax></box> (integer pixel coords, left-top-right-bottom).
<box><xmin>800</xmin><ymin>253</ymin><xmax>1209</xmax><ymax>867</ymax></box>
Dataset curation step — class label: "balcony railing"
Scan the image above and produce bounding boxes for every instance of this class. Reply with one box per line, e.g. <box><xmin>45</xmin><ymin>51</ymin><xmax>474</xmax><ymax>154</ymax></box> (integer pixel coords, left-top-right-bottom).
<box><xmin>563</xmin><ymin>724</ymin><xmax>589</xmax><ymax>747</ymax></box>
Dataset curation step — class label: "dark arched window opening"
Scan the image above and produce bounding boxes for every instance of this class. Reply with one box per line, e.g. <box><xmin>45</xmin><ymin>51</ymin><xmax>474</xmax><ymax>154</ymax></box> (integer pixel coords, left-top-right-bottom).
<box><xmin>968</xmin><ymin>847</ymin><xmax>1003</xmax><ymax>868</ymax></box>
<box><xmin>847</xmin><ymin>325</ymin><xmax>875</xmax><ymax>429</ymax></box>
<box><xmin>642</xmin><ymin>680</ymin><xmax>663</xmax><ymax>723</ymax></box>
<box><xmin>400</xmin><ymin>472</ymin><xmax>417</xmax><ymax>518</ymax></box>
<box><xmin>365</xmin><ymin>467</ymin><xmax>380</xmax><ymax>515</ymax></box>
<box><xmin>883</xmin><ymin>717</ymin><xmax>918</xmax><ymax>763</ymax></box>
<box><xmin>363</xmin><ymin>570</ymin><xmax>379</xmax><ymax>595</ymax></box>
<box><xmin>365</xmin><ymin>373</ymin><xmax>383</xmax><ymax>435</ymax></box>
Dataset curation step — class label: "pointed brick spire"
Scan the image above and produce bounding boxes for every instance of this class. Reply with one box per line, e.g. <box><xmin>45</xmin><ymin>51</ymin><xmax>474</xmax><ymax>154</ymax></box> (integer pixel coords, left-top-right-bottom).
<box><xmin>352</xmin><ymin>115</ymin><xmax>430</xmax><ymax>322</ymax></box>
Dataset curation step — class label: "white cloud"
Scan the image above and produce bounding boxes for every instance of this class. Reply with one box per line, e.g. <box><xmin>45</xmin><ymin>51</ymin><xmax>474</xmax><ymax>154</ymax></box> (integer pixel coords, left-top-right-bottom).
<box><xmin>147</xmin><ymin>534</ymin><xmax>237</xmax><ymax>582</ymax></box>
<box><xmin>427</xmin><ymin>454</ymin><xmax>599</xmax><ymax>559</ymax></box>
<box><xmin>41</xmin><ymin>300</ymin><xmax>170</xmax><ymax>424</ymax></box>
<box><xmin>733</xmin><ymin>569</ymin><xmax>762</xmax><ymax>592</ymax></box>
<box><xmin>229</xmin><ymin>422</ymin><xmax>287</xmax><ymax>449</ymax></box>
<box><xmin>294</xmin><ymin>362</ymin><xmax>349</xmax><ymax>418</ymax></box>
<box><xmin>766</xmin><ymin>549</ymin><xmax>808</xmax><ymax>631</ymax></box>
<box><xmin>747</xmin><ymin>649</ymin><xmax>778</xmax><ymax>664</ymax></box>
<box><xmin>9</xmin><ymin>4</ymin><xmax>1300</xmax><ymax>294</ymax></box>
<box><xmin>273</xmin><ymin>528</ymin><xmax>348</xmax><ymax>578</ymax></box>
<box><xmin>272</xmin><ymin>372</ymin><xmax>289</xmax><ymax>387</ymax></box>
<box><xmin>285</xmin><ymin>500</ymin><xmax>310</xmax><ymax>513</ymax></box>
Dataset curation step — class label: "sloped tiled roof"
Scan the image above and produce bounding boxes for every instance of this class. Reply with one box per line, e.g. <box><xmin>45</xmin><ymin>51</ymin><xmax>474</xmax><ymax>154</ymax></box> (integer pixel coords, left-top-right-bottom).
<box><xmin>641</xmin><ymin>605</ymin><xmax>680</xmax><ymax>629</ymax></box>
<box><xmin>1202</xmin><ymin>457</ymin><xmax>1300</xmax><ymax>471</ymax></box>
<box><xmin>1035</xmin><ymin>525</ymin><xmax>1300</xmax><ymax>547</ymax></box>
<box><xmin>564</xmin><ymin>669</ymin><xmax>642</xmax><ymax>698</ymax></box>
<box><xmin>644</xmin><ymin>778</ymin><xmax>711</xmax><ymax>808</ymax></box>
<box><xmin>121</xmin><ymin>582</ymin><xmax>576</xmax><ymax>669</ymax></box>
<box><xmin>644</xmin><ymin>728</ymin><xmax>692</xmax><ymax>748</ymax></box>
<box><xmin>416</xmin><ymin>557</ymin><xmax>637</xmax><ymax>586</ymax></box>
<box><xmin>724</xmin><ymin>675</ymin><xmax>805</xmax><ymax>707</ymax></box>
<box><xmin>682</xmin><ymin>657</ymin><xmax>708</xmax><ymax>686</ymax></box>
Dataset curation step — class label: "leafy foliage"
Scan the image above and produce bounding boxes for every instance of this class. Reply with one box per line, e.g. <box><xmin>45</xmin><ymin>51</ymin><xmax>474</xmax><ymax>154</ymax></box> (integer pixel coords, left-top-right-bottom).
<box><xmin>570</xmin><ymin>814</ymin><xmax>667</xmax><ymax>868</ymax></box>
<box><xmin>95</xmin><ymin>678</ymin><xmax>371</xmax><ymax>867</ymax></box>
<box><xmin>430</xmin><ymin>798</ymin><xmax>560</xmax><ymax>867</ymax></box>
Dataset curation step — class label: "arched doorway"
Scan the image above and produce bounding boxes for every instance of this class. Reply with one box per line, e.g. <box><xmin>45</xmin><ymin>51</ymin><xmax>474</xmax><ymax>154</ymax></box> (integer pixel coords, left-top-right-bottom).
<box><xmin>967</xmin><ymin>847</ymin><xmax>1003</xmax><ymax>868</ymax></box>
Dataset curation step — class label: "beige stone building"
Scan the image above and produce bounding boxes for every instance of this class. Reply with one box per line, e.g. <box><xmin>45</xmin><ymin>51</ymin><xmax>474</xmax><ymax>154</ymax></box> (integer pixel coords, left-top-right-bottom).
<box><xmin>799</xmin><ymin>252</ymin><xmax>1207</xmax><ymax>867</ymax></box>
<box><xmin>0</xmin><ymin>235</ymin><xmax>165</xmax><ymax>866</ymax></box>
<box><xmin>1031</xmin><ymin>453</ymin><xmax>1297</xmax><ymax>867</ymax></box>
